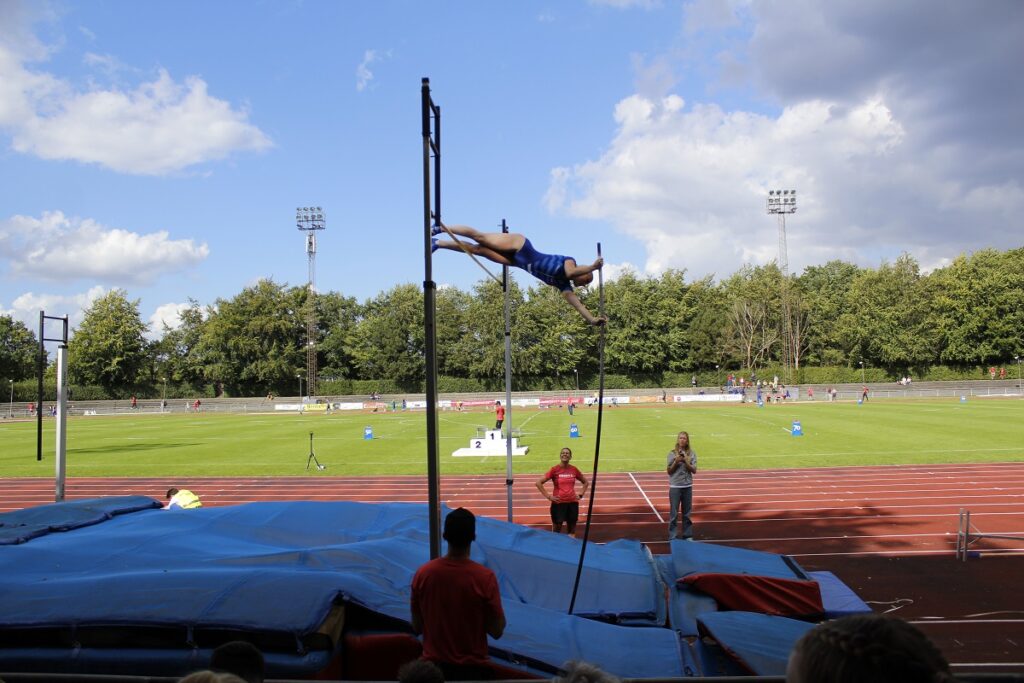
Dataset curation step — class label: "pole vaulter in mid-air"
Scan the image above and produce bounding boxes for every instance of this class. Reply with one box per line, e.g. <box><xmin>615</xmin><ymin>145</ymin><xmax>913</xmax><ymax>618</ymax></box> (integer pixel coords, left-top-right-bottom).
<box><xmin>432</xmin><ymin>224</ymin><xmax>607</xmax><ymax>326</ymax></box>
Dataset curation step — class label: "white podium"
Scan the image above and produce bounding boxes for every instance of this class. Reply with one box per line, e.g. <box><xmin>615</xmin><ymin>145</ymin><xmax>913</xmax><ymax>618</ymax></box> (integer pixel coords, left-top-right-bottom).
<box><xmin>452</xmin><ymin>429</ymin><xmax>529</xmax><ymax>457</ymax></box>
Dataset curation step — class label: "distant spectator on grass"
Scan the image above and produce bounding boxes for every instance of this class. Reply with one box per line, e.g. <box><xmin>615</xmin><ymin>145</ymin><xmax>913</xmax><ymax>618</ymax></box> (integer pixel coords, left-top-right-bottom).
<box><xmin>494</xmin><ymin>400</ymin><xmax>505</xmax><ymax>431</ymax></box>
<box><xmin>211</xmin><ymin>640</ymin><xmax>264</xmax><ymax>683</ymax></box>
<box><xmin>410</xmin><ymin>508</ymin><xmax>505</xmax><ymax>680</ymax></box>
<box><xmin>166</xmin><ymin>487</ymin><xmax>202</xmax><ymax>510</ymax></box>
<box><xmin>398</xmin><ymin>658</ymin><xmax>445</xmax><ymax>683</ymax></box>
<box><xmin>787</xmin><ymin>614</ymin><xmax>955</xmax><ymax>683</ymax></box>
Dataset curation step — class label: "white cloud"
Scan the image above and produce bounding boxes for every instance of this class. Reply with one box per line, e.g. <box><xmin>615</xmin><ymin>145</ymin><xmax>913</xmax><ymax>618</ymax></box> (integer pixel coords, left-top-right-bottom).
<box><xmin>146</xmin><ymin>301</ymin><xmax>190</xmax><ymax>339</ymax></box>
<box><xmin>0</xmin><ymin>211</ymin><xmax>209</xmax><ymax>284</ymax></box>
<box><xmin>3</xmin><ymin>285</ymin><xmax>107</xmax><ymax>330</ymax></box>
<box><xmin>0</xmin><ymin>10</ymin><xmax>271</xmax><ymax>175</ymax></box>
<box><xmin>547</xmin><ymin>1</ymin><xmax>1024</xmax><ymax>281</ymax></box>
<box><xmin>356</xmin><ymin>49</ymin><xmax>388</xmax><ymax>92</ymax></box>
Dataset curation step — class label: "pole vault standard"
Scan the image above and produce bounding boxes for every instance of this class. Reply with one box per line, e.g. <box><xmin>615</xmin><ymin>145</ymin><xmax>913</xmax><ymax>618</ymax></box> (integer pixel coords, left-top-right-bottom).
<box><xmin>501</xmin><ymin>220</ymin><xmax>514</xmax><ymax>523</ymax></box>
<box><xmin>422</xmin><ymin>78</ymin><xmax>443</xmax><ymax>560</ymax></box>
<box><xmin>36</xmin><ymin>312</ymin><xmax>69</xmax><ymax>502</ymax></box>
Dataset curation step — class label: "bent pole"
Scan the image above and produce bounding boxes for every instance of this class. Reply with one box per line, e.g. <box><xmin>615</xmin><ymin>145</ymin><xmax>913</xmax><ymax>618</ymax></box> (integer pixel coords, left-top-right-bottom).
<box><xmin>569</xmin><ymin>242</ymin><xmax>605</xmax><ymax>614</ymax></box>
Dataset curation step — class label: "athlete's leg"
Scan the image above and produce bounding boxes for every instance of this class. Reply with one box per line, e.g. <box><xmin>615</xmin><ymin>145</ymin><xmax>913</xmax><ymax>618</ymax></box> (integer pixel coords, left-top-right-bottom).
<box><xmin>441</xmin><ymin>225</ymin><xmax>525</xmax><ymax>255</ymax></box>
<box><xmin>435</xmin><ymin>239</ymin><xmax>514</xmax><ymax>266</ymax></box>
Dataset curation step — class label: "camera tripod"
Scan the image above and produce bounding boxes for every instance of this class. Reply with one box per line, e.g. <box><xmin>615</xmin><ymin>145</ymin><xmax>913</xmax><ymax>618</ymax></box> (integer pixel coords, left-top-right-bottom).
<box><xmin>306</xmin><ymin>431</ymin><xmax>326</xmax><ymax>471</ymax></box>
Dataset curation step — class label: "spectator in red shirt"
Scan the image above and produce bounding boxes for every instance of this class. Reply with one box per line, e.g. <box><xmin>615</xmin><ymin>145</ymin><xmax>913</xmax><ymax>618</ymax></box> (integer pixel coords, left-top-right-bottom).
<box><xmin>410</xmin><ymin>508</ymin><xmax>505</xmax><ymax>680</ymax></box>
<box><xmin>494</xmin><ymin>401</ymin><xmax>505</xmax><ymax>431</ymax></box>
<box><xmin>535</xmin><ymin>447</ymin><xmax>589</xmax><ymax>537</ymax></box>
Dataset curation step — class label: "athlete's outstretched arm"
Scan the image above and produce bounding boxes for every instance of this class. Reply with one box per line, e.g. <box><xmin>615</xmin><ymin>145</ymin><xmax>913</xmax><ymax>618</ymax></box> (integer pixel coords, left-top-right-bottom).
<box><xmin>564</xmin><ymin>256</ymin><xmax>604</xmax><ymax>280</ymax></box>
<box><xmin>563</xmin><ymin>290</ymin><xmax>607</xmax><ymax>326</ymax></box>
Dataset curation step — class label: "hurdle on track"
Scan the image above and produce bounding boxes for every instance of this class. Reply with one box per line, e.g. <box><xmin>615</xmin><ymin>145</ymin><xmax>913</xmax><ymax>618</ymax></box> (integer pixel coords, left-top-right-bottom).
<box><xmin>956</xmin><ymin>508</ymin><xmax>1024</xmax><ymax>561</ymax></box>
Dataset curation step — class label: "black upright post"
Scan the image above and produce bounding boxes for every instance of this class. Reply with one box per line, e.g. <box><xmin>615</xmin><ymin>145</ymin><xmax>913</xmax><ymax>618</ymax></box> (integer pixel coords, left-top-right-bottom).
<box><xmin>36</xmin><ymin>312</ymin><xmax>44</xmax><ymax>461</ymax></box>
<box><xmin>422</xmin><ymin>77</ymin><xmax>442</xmax><ymax>560</ymax></box>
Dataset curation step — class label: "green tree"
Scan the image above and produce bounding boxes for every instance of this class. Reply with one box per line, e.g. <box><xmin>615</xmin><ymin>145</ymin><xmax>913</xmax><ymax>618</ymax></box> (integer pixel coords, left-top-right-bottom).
<box><xmin>797</xmin><ymin>260</ymin><xmax>861</xmax><ymax>365</ymax></box>
<box><xmin>0</xmin><ymin>315</ymin><xmax>40</xmax><ymax>381</ymax></box>
<box><xmin>351</xmin><ymin>284</ymin><xmax>424</xmax><ymax>386</ymax></box>
<box><xmin>836</xmin><ymin>254</ymin><xmax>938</xmax><ymax>370</ymax></box>
<box><xmin>196</xmin><ymin>279</ymin><xmax>304</xmax><ymax>396</ymax></box>
<box><xmin>313</xmin><ymin>290</ymin><xmax>362</xmax><ymax>381</ymax></box>
<box><xmin>151</xmin><ymin>300</ymin><xmax>207</xmax><ymax>391</ymax></box>
<box><xmin>930</xmin><ymin>248</ymin><xmax>1024</xmax><ymax>365</ymax></box>
<box><xmin>68</xmin><ymin>290</ymin><xmax>149</xmax><ymax>394</ymax></box>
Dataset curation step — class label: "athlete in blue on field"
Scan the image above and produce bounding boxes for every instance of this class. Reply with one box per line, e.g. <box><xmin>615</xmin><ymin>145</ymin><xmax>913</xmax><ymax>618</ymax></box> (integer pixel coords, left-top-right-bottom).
<box><xmin>432</xmin><ymin>224</ymin><xmax>607</xmax><ymax>326</ymax></box>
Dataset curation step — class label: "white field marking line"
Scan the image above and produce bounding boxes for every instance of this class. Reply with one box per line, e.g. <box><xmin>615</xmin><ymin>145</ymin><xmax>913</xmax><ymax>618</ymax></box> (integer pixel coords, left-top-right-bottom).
<box><xmin>710</xmin><ymin>530</ymin><xmax>968</xmax><ymax>543</ymax></box>
<box><xmin>688</xmin><ymin>505</ymin><xmax>1024</xmax><ymax>520</ymax></box>
<box><xmin>692</xmin><ymin>511</ymin><xmax>1024</xmax><ymax>525</ymax></box>
<box><xmin>692</xmin><ymin>501</ymin><xmax>1024</xmax><ymax>516</ymax></box>
<box><xmin>692</xmin><ymin>490</ymin><xmax>1024</xmax><ymax>505</ymax></box>
<box><xmin>706</xmin><ymin>447</ymin><xmax>1024</xmax><ymax>461</ymax></box>
<box><xmin>788</xmin><ymin>548</ymin><xmax>1024</xmax><ymax>558</ymax></box>
<box><xmin>916</xmin><ymin>620</ymin><xmax>1024</xmax><ymax>626</ymax></box>
<box><xmin>949</xmin><ymin>663</ymin><xmax>1024</xmax><ymax>669</ymax></box>
<box><xmin>626</xmin><ymin>472</ymin><xmax>664</xmax><ymax>523</ymax></box>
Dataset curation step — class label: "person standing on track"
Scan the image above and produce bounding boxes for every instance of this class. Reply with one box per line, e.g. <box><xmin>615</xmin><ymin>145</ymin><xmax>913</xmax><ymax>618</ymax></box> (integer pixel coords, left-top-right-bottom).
<box><xmin>666</xmin><ymin>431</ymin><xmax>698</xmax><ymax>541</ymax></box>
<box><xmin>535</xmin><ymin>447</ymin><xmax>589</xmax><ymax>537</ymax></box>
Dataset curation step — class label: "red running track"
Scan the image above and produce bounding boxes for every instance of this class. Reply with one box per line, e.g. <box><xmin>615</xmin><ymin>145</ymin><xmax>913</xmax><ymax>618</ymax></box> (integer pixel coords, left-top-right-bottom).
<box><xmin>2</xmin><ymin>461</ymin><xmax>1023</xmax><ymax>674</ymax></box>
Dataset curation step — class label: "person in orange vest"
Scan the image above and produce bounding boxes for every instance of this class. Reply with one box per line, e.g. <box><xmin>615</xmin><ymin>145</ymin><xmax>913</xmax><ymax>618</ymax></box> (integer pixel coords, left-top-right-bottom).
<box><xmin>165</xmin><ymin>488</ymin><xmax>202</xmax><ymax>510</ymax></box>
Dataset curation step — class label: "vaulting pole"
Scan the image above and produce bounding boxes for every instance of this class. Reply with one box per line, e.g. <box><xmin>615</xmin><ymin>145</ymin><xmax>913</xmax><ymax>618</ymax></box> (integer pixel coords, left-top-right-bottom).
<box><xmin>569</xmin><ymin>243</ymin><xmax>606</xmax><ymax>614</ymax></box>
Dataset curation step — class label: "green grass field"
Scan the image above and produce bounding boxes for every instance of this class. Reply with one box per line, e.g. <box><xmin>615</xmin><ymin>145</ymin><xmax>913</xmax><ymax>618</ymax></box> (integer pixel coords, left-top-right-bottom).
<box><xmin>1</xmin><ymin>397</ymin><xmax>1021</xmax><ymax>478</ymax></box>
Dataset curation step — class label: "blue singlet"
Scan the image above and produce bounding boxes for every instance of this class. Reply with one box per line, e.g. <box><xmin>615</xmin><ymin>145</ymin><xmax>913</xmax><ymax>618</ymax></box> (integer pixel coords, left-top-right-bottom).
<box><xmin>512</xmin><ymin>239</ymin><xmax>573</xmax><ymax>292</ymax></box>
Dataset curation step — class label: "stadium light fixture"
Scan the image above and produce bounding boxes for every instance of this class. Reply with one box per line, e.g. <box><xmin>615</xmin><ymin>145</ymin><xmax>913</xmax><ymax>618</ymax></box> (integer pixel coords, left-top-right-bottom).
<box><xmin>859</xmin><ymin>360</ymin><xmax>865</xmax><ymax>384</ymax></box>
<box><xmin>8</xmin><ymin>379</ymin><xmax>12</xmax><ymax>418</ymax></box>
<box><xmin>574</xmin><ymin>368</ymin><xmax>579</xmax><ymax>392</ymax></box>
<box><xmin>716</xmin><ymin>364</ymin><xmax>720</xmax><ymax>388</ymax></box>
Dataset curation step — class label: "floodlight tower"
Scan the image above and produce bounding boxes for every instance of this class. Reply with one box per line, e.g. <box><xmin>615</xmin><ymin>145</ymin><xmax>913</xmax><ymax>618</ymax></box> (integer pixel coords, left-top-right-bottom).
<box><xmin>296</xmin><ymin>206</ymin><xmax>326</xmax><ymax>399</ymax></box>
<box><xmin>767</xmin><ymin>190</ymin><xmax>797</xmax><ymax>382</ymax></box>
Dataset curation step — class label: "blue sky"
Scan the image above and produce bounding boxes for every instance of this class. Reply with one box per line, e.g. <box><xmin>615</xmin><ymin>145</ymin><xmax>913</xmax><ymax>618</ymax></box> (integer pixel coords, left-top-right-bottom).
<box><xmin>1</xmin><ymin>0</ymin><xmax>1022</xmax><ymax>338</ymax></box>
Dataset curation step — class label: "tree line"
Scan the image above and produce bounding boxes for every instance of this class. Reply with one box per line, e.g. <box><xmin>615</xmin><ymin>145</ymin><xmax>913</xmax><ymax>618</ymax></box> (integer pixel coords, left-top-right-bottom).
<box><xmin>2</xmin><ymin>247</ymin><xmax>1021</xmax><ymax>400</ymax></box>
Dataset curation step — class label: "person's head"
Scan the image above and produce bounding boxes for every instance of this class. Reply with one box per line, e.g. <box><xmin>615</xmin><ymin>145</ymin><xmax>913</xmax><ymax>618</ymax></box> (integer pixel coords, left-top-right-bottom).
<box><xmin>442</xmin><ymin>507</ymin><xmax>476</xmax><ymax>549</ymax></box>
<box><xmin>786</xmin><ymin>614</ymin><xmax>953</xmax><ymax>683</ymax></box>
<box><xmin>553</xmin><ymin>660</ymin><xmax>621</xmax><ymax>683</ymax></box>
<box><xmin>211</xmin><ymin>640</ymin><xmax>265</xmax><ymax>683</ymax></box>
<box><xmin>675</xmin><ymin>431</ymin><xmax>690</xmax><ymax>452</ymax></box>
<box><xmin>398</xmin><ymin>658</ymin><xmax>445</xmax><ymax>683</ymax></box>
<box><xmin>495</xmin><ymin>400</ymin><xmax>501</xmax><ymax>406</ymax></box>
<box><xmin>559</xmin><ymin>447</ymin><xmax>573</xmax><ymax>465</ymax></box>
<box><xmin>166</xmin><ymin>488</ymin><xmax>180</xmax><ymax>499</ymax></box>
<box><xmin>572</xmin><ymin>271</ymin><xmax>594</xmax><ymax>288</ymax></box>
<box><xmin>178</xmin><ymin>671</ymin><xmax>247</xmax><ymax>683</ymax></box>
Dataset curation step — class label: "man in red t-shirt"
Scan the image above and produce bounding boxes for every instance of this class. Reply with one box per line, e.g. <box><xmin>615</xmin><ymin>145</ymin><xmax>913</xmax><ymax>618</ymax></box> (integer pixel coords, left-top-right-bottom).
<box><xmin>535</xmin><ymin>447</ymin><xmax>589</xmax><ymax>537</ymax></box>
<box><xmin>411</xmin><ymin>508</ymin><xmax>505</xmax><ymax>681</ymax></box>
<box><xmin>494</xmin><ymin>401</ymin><xmax>505</xmax><ymax>431</ymax></box>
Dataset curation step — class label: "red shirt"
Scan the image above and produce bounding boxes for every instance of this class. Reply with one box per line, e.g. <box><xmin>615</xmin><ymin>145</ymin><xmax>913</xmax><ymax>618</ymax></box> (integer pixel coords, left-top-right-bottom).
<box><xmin>545</xmin><ymin>464</ymin><xmax>584</xmax><ymax>503</ymax></box>
<box><xmin>411</xmin><ymin>557</ymin><xmax>504</xmax><ymax>665</ymax></box>
<box><xmin>495</xmin><ymin>405</ymin><xmax>505</xmax><ymax>420</ymax></box>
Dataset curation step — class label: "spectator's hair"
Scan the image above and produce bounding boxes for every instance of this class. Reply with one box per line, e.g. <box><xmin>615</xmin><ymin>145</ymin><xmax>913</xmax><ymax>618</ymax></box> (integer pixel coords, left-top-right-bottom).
<box><xmin>789</xmin><ymin>614</ymin><xmax>955</xmax><ymax>683</ymax></box>
<box><xmin>671</xmin><ymin>431</ymin><xmax>691</xmax><ymax>457</ymax></box>
<box><xmin>398</xmin><ymin>658</ymin><xmax>445</xmax><ymax>683</ymax></box>
<box><xmin>166</xmin><ymin>488</ymin><xmax>180</xmax><ymax>499</ymax></box>
<box><xmin>442</xmin><ymin>507</ymin><xmax>476</xmax><ymax>547</ymax></box>
<box><xmin>177</xmin><ymin>671</ymin><xmax>247</xmax><ymax>683</ymax></box>
<box><xmin>553</xmin><ymin>660</ymin><xmax>621</xmax><ymax>683</ymax></box>
<box><xmin>211</xmin><ymin>640</ymin><xmax>265</xmax><ymax>683</ymax></box>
